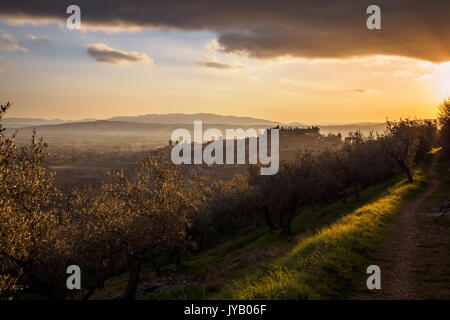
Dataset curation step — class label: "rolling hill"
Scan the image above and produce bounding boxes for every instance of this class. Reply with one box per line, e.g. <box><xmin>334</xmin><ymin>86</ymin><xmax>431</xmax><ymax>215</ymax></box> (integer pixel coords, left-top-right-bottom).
<box><xmin>107</xmin><ymin>113</ymin><xmax>278</xmax><ymax>126</ymax></box>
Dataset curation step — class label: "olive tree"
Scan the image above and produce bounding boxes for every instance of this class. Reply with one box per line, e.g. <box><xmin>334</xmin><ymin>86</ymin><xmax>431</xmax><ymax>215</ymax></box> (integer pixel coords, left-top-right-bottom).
<box><xmin>383</xmin><ymin>119</ymin><xmax>436</xmax><ymax>182</ymax></box>
<box><xmin>439</xmin><ymin>99</ymin><xmax>450</xmax><ymax>157</ymax></box>
<box><xmin>0</xmin><ymin>102</ymin><xmax>70</xmax><ymax>299</ymax></box>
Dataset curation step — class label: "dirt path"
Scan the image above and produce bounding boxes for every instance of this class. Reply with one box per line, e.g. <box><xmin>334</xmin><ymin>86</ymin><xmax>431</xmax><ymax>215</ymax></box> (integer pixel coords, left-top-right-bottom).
<box><xmin>357</xmin><ymin>155</ymin><xmax>442</xmax><ymax>299</ymax></box>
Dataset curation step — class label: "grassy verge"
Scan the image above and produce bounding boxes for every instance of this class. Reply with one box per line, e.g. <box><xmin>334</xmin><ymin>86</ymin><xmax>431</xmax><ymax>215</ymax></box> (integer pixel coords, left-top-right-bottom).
<box><xmin>230</xmin><ymin>166</ymin><xmax>428</xmax><ymax>299</ymax></box>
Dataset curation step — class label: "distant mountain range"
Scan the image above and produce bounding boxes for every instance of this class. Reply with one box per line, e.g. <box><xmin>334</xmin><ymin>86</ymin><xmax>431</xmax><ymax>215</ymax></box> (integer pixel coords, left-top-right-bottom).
<box><xmin>2</xmin><ymin>117</ymin><xmax>67</xmax><ymax>128</ymax></box>
<box><xmin>1</xmin><ymin>114</ymin><xmax>391</xmax><ymax>153</ymax></box>
<box><xmin>107</xmin><ymin>113</ymin><xmax>278</xmax><ymax>126</ymax></box>
<box><xmin>3</xmin><ymin>113</ymin><xmax>277</xmax><ymax>128</ymax></box>
<box><xmin>3</xmin><ymin>113</ymin><xmax>386</xmax><ymax>129</ymax></box>
<box><xmin>2</xmin><ymin>113</ymin><xmax>388</xmax><ymax>139</ymax></box>
<box><xmin>2</xmin><ymin>117</ymin><xmax>96</xmax><ymax>129</ymax></box>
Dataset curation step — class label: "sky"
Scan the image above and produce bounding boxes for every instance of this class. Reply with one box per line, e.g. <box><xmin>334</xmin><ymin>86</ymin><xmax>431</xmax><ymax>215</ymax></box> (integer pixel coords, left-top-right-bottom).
<box><xmin>0</xmin><ymin>1</ymin><xmax>449</xmax><ymax>124</ymax></box>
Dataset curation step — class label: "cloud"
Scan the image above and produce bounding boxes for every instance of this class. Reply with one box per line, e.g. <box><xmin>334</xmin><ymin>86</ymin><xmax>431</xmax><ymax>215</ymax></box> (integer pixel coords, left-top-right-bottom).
<box><xmin>0</xmin><ymin>56</ymin><xmax>5</xmax><ymax>75</ymax></box>
<box><xmin>394</xmin><ymin>70</ymin><xmax>413</xmax><ymax>77</ymax></box>
<box><xmin>86</xmin><ymin>43</ymin><xmax>153</xmax><ymax>65</ymax></box>
<box><xmin>25</xmin><ymin>34</ymin><xmax>51</xmax><ymax>45</ymax></box>
<box><xmin>353</xmin><ymin>88</ymin><xmax>375</xmax><ymax>94</ymax></box>
<box><xmin>1</xmin><ymin>1</ymin><xmax>450</xmax><ymax>62</ymax></box>
<box><xmin>197</xmin><ymin>56</ymin><xmax>243</xmax><ymax>69</ymax></box>
<box><xmin>206</xmin><ymin>40</ymin><xmax>222</xmax><ymax>53</ymax></box>
<box><xmin>0</xmin><ymin>30</ymin><xmax>27</xmax><ymax>52</ymax></box>
<box><xmin>415</xmin><ymin>74</ymin><xmax>432</xmax><ymax>81</ymax></box>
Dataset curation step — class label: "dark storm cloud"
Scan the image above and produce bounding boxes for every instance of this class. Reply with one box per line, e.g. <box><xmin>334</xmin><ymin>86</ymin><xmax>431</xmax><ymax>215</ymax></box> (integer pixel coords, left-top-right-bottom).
<box><xmin>0</xmin><ymin>1</ymin><xmax>449</xmax><ymax>62</ymax></box>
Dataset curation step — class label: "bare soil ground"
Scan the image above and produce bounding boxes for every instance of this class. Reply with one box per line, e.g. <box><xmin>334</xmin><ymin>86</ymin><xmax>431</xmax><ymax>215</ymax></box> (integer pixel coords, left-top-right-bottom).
<box><xmin>357</xmin><ymin>154</ymin><xmax>450</xmax><ymax>299</ymax></box>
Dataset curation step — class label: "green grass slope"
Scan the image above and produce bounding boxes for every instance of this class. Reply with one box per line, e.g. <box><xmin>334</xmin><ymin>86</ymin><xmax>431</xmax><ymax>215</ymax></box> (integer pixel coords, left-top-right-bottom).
<box><xmin>231</xmin><ymin>166</ymin><xmax>428</xmax><ymax>299</ymax></box>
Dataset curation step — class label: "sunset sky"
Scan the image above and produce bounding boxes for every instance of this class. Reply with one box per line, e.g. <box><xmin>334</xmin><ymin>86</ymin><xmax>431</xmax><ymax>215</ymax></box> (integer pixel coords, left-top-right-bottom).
<box><xmin>0</xmin><ymin>1</ymin><xmax>449</xmax><ymax>124</ymax></box>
